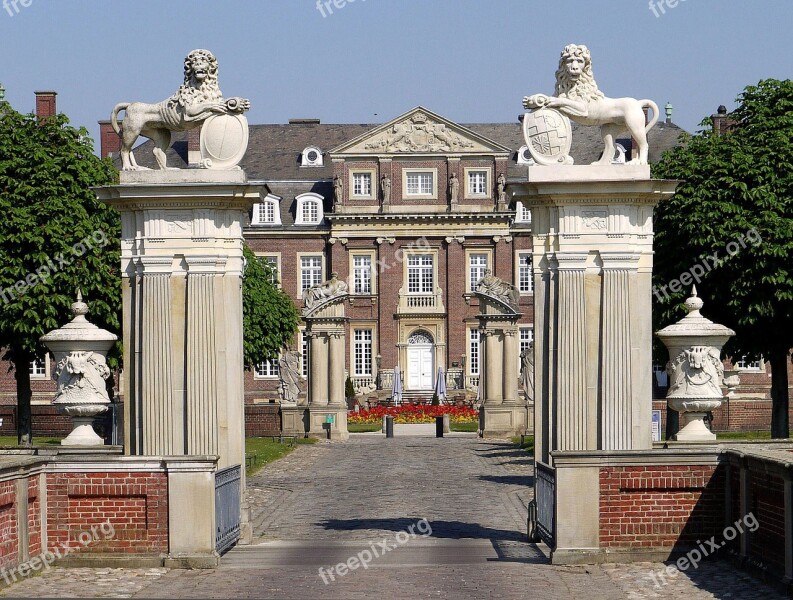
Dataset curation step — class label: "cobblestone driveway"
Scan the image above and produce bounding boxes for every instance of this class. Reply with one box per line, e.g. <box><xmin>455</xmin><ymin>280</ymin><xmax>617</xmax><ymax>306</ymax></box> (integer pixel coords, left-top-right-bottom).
<box><xmin>0</xmin><ymin>434</ymin><xmax>785</xmax><ymax>599</ymax></box>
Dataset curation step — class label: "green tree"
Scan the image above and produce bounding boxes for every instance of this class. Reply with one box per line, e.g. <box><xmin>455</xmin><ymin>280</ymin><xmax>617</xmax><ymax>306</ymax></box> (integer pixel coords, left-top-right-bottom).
<box><xmin>0</xmin><ymin>106</ymin><xmax>120</xmax><ymax>445</ymax></box>
<box><xmin>652</xmin><ymin>79</ymin><xmax>793</xmax><ymax>438</ymax></box>
<box><xmin>242</xmin><ymin>245</ymin><xmax>300</xmax><ymax>369</ymax></box>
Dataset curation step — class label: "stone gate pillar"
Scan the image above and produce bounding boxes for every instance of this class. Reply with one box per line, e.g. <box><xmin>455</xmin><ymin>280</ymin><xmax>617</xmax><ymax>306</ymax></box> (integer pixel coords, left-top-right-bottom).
<box><xmin>474</xmin><ymin>272</ymin><xmax>526</xmax><ymax>437</ymax></box>
<box><xmin>510</xmin><ymin>166</ymin><xmax>678</xmax><ymax>463</ymax></box>
<box><xmin>302</xmin><ymin>275</ymin><xmax>350</xmax><ymax>440</ymax></box>
<box><xmin>97</xmin><ymin>171</ymin><xmax>261</xmax><ymax>470</ymax></box>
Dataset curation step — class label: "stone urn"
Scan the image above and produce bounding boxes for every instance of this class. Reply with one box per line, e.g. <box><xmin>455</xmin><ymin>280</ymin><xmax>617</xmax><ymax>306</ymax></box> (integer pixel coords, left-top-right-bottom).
<box><xmin>39</xmin><ymin>292</ymin><xmax>118</xmax><ymax>446</ymax></box>
<box><xmin>656</xmin><ymin>287</ymin><xmax>736</xmax><ymax>441</ymax></box>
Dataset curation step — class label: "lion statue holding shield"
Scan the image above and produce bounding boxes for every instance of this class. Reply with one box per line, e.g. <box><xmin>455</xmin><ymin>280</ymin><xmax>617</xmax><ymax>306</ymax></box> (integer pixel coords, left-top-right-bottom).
<box><xmin>111</xmin><ymin>49</ymin><xmax>250</xmax><ymax>170</ymax></box>
<box><xmin>523</xmin><ymin>44</ymin><xmax>658</xmax><ymax>165</ymax></box>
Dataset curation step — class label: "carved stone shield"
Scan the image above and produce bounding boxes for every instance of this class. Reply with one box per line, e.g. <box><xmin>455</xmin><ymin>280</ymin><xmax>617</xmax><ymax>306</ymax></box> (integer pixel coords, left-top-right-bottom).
<box><xmin>522</xmin><ymin>108</ymin><xmax>574</xmax><ymax>166</ymax></box>
<box><xmin>199</xmin><ymin>113</ymin><xmax>249</xmax><ymax>169</ymax></box>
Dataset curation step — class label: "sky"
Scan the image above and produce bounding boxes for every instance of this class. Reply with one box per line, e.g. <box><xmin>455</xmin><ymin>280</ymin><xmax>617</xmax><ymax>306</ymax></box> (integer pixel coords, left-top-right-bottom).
<box><xmin>1</xmin><ymin>0</ymin><xmax>791</xmax><ymax>149</ymax></box>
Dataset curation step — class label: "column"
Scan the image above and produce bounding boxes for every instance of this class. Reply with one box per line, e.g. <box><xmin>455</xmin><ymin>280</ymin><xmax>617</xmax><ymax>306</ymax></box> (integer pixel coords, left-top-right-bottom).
<box><xmin>483</xmin><ymin>330</ymin><xmax>503</xmax><ymax>404</ymax></box>
<box><xmin>328</xmin><ymin>331</ymin><xmax>345</xmax><ymax>406</ymax></box>
<box><xmin>503</xmin><ymin>327</ymin><xmax>519</xmax><ymax>403</ymax></box>
<box><xmin>555</xmin><ymin>254</ymin><xmax>587</xmax><ymax>452</ymax></box>
<box><xmin>310</xmin><ymin>333</ymin><xmax>329</xmax><ymax>406</ymax></box>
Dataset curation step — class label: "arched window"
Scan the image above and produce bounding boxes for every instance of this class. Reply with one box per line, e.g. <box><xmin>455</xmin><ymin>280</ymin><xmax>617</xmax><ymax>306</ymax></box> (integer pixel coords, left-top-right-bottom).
<box><xmin>301</xmin><ymin>146</ymin><xmax>323</xmax><ymax>167</ymax></box>
<box><xmin>251</xmin><ymin>194</ymin><xmax>282</xmax><ymax>225</ymax></box>
<box><xmin>408</xmin><ymin>330</ymin><xmax>434</xmax><ymax>345</ymax></box>
<box><xmin>295</xmin><ymin>192</ymin><xmax>325</xmax><ymax>225</ymax></box>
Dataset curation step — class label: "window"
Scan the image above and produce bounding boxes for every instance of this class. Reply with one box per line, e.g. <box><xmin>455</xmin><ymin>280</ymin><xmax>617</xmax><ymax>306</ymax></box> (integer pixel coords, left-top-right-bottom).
<box><xmin>300</xmin><ymin>331</ymin><xmax>309</xmax><ymax>378</ymax></box>
<box><xmin>518</xmin><ymin>253</ymin><xmax>533</xmax><ymax>294</ymax></box>
<box><xmin>295</xmin><ymin>193</ymin><xmax>324</xmax><ymax>225</ymax></box>
<box><xmin>251</xmin><ymin>195</ymin><xmax>282</xmax><ymax>225</ymax></box>
<box><xmin>352</xmin><ymin>172</ymin><xmax>372</xmax><ymax>197</ymax></box>
<box><xmin>735</xmin><ymin>356</ymin><xmax>763</xmax><ymax>371</ymax></box>
<box><xmin>652</xmin><ymin>363</ymin><xmax>669</xmax><ymax>387</ymax></box>
<box><xmin>519</xmin><ymin>327</ymin><xmax>533</xmax><ymax>372</ymax></box>
<box><xmin>353</xmin><ymin>255</ymin><xmax>372</xmax><ymax>294</ymax></box>
<box><xmin>29</xmin><ymin>357</ymin><xmax>46</xmax><ymax>378</ymax></box>
<box><xmin>254</xmin><ymin>359</ymin><xmax>279</xmax><ymax>378</ymax></box>
<box><xmin>515</xmin><ymin>201</ymin><xmax>532</xmax><ymax>223</ymax></box>
<box><xmin>406</xmin><ymin>172</ymin><xmax>433</xmax><ymax>195</ymax></box>
<box><xmin>469</xmin><ymin>329</ymin><xmax>480</xmax><ymax>376</ymax></box>
<box><xmin>468</xmin><ymin>170</ymin><xmax>488</xmax><ymax>196</ymax></box>
<box><xmin>300</xmin><ymin>256</ymin><xmax>323</xmax><ymax>291</ymax></box>
<box><xmin>301</xmin><ymin>146</ymin><xmax>323</xmax><ymax>167</ymax></box>
<box><xmin>407</xmin><ymin>254</ymin><xmax>434</xmax><ymax>294</ymax></box>
<box><xmin>469</xmin><ymin>253</ymin><xmax>489</xmax><ymax>292</ymax></box>
<box><xmin>354</xmin><ymin>329</ymin><xmax>373</xmax><ymax>376</ymax></box>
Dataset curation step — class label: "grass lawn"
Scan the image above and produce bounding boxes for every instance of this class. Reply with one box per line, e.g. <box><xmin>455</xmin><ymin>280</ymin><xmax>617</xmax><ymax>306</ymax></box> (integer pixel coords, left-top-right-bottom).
<box><xmin>450</xmin><ymin>422</ymin><xmax>478</xmax><ymax>433</ymax></box>
<box><xmin>245</xmin><ymin>437</ymin><xmax>316</xmax><ymax>476</ymax></box>
<box><xmin>715</xmin><ymin>430</ymin><xmax>772</xmax><ymax>440</ymax></box>
<box><xmin>348</xmin><ymin>423</ymin><xmax>382</xmax><ymax>433</ymax></box>
<box><xmin>512</xmin><ymin>434</ymin><xmax>535</xmax><ymax>454</ymax></box>
<box><xmin>0</xmin><ymin>436</ymin><xmax>62</xmax><ymax>446</ymax></box>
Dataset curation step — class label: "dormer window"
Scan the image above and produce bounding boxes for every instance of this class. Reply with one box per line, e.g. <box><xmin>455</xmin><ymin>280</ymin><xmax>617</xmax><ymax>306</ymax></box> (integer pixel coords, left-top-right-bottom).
<box><xmin>514</xmin><ymin>201</ymin><xmax>532</xmax><ymax>224</ymax></box>
<box><xmin>295</xmin><ymin>192</ymin><xmax>325</xmax><ymax>225</ymax></box>
<box><xmin>251</xmin><ymin>194</ymin><xmax>282</xmax><ymax>226</ymax></box>
<box><xmin>301</xmin><ymin>146</ymin><xmax>324</xmax><ymax>167</ymax></box>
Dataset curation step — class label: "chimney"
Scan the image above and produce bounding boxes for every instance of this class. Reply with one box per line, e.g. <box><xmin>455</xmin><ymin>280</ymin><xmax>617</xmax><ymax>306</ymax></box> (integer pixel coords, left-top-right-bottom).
<box><xmin>187</xmin><ymin>127</ymin><xmax>201</xmax><ymax>166</ymax></box>
<box><xmin>98</xmin><ymin>120</ymin><xmax>122</xmax><ymax>158</ymax></box>
<box><xmin>34</xmin><ymin>91</ymin><xmax>57</xmax><ymax>119</ymax></box>
<box><xmin>712</xmin><ymin>105</ymin><xmax>735</xmax><ymax>136</ymax></box>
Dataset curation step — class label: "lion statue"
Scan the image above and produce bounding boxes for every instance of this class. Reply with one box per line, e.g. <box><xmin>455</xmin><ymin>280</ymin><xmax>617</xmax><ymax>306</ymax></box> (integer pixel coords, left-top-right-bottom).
<box><xmin>523</xmin><ymin>44</ymin><xmax>659</xmax><ymax>165</ymax></box>
<box><xmin>111</xmin><ymin>49</ymin><xmax>250</xmax><ymax>170</ymax></box>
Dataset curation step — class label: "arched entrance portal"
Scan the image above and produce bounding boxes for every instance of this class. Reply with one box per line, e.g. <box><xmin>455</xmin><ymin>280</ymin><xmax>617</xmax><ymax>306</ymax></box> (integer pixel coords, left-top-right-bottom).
<box><xmin>406</xmin><ymin>330</ymin><xmax>434</xmax><ymax>390</ymax></box>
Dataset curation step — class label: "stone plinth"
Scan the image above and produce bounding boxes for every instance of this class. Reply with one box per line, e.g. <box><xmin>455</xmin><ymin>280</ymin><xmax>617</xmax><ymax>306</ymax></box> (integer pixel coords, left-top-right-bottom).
<box><xmin>474</xmin><ymin>289</ymin><xmax>526</xmax><ymax>438</ymax></box>
<box><xmin>280</xmin><ymin>405</ymin><xmax>307</xmax><ymax>437</ymax></box>
<box><xmin>95</xmin><ymin>171</ymin><xmax>263</xmax><ymax>471</ymax></box>
<box><xmin>511</xmin><ymin>167</ymin><xmax>678</xmax><ymax>462</ymax></box>
<box><xmin>303</xmin><ymin>294</ymin><xmax>349</xmax><ymax>441</ymax></box>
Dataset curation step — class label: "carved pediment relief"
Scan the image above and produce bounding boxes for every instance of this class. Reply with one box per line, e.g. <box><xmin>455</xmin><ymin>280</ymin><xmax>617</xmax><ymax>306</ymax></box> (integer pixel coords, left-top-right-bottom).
<box><xmin>331</xmin><ymin>107</ymin><xmax>510</xmax><ymax>156</ymax></box>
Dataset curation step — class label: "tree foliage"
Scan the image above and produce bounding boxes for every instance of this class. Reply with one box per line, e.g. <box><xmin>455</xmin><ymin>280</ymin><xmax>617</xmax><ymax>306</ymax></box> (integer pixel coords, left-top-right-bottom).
<box><xmin>0</xmin><ymin>106</ymin><xmax>120</xmax><ymax>444</ymax></box>
<box><xmin>652</xmin><ymin>79</ymin><xmax>793</xmax><ymax>437</ymax></box>
<box><xmin>242</xmin><ymin>244</ymin><xmax>300</xmax><ymax>369</ymax></box>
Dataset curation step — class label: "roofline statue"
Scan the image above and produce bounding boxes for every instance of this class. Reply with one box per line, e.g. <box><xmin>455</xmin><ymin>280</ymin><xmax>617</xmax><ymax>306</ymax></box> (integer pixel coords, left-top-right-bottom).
<box><xmin>111</xmin><ymin>49</ymin><xmax>250</xmax><ymax>171</ymax></box>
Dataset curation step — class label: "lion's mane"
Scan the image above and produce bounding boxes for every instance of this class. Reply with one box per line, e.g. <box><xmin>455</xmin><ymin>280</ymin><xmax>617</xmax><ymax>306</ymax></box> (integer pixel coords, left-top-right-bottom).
<box><xmin>553</xmin><ymin>44</ymin><xmax>605</xmax><ymax>103</ymax></box>
<box><xmin>169</xmin><ymin>49</ymin><xmax>224</xmax><ymax>109</ymax></box>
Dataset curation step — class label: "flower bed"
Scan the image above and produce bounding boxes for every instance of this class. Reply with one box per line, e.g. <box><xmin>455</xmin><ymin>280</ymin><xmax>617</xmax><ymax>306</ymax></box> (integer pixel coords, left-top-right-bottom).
<box><xmin>349</xmin><ymin>404</ymin><xmax>478</xmax><ymax>424</ymax></box>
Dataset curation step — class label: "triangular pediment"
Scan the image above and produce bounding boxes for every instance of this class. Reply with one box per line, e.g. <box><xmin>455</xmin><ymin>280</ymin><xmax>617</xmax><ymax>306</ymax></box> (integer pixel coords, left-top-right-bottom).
<box><xmin>330</xmin><ymin>107</ymin><xmax>511</xmax><ymax>156</ymax></box>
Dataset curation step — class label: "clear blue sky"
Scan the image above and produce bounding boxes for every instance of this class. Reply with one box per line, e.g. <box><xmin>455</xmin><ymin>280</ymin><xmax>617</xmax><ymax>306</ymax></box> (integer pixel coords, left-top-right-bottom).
<box><xmin>1</xmin><ymin>0</ymin><xmax>791</xmax><ymax>148</ymax></box>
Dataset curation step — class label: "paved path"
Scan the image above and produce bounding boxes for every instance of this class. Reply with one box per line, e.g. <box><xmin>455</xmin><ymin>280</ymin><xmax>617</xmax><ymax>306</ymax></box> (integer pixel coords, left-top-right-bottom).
<box><xmin>0</xmin><ymin>434</ymin><xmax>786</xmax><ymax>599</ymax></box>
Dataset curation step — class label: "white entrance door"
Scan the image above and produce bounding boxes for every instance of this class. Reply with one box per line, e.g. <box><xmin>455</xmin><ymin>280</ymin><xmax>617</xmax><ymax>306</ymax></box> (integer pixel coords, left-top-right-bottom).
<box><xmin>407</xmin><ymin>345</ymin><xmax>434</xmax><ymax>390</ymax></box>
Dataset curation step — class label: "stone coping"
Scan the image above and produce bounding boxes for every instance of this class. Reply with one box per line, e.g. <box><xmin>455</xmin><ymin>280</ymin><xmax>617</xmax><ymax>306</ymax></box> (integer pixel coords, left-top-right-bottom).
<box><xmin>526</xmin><ymin>164</ymin><xmax>651</xmax><ymax>183</ymax></box>
<box><xmin>118</xmin><ymin>168</ymin><xmax>247</xmax><ymax>185</ymax></box>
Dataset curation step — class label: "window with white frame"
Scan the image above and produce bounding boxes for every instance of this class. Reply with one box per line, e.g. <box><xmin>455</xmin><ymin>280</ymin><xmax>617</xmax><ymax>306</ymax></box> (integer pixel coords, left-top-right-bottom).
<box><xmin>300</xmin><ymin>256</ymin><xmax>323</xmax><ymax>291</ymax></box>
<box><xmin>469</xmin><ymin>253</ymin><xmax>489</xmax><ymax>292</ymax></box>
<box><xmin>254</xmin><ymin>359</ymin><xmax>279</xmax><ymax>378</ymax></box>
<box><xmin>353</xmin><ymin>329</ymin><xmax>373</xmax><ymax>376</ymax></box>
<box><xmin>407</xmin><ymin>254</ymin><xmax>434</xmax><ymax>294</ymax></box>
<box><xmin>251</xmin><ymin>195</ymin><xmax>281</xmax><ymax>225</ymax></box>
<box><xmin>518</xmin><ymin>253</ymin><xmax>533</xmax><ymax>294</ymax></box>
<box><xmin>259</xmin><ymin>255</ymin><xmax>279</xmax><ymax>285</ymax></box>
<box><xmin>300</xmin><ymin>332</ymin><xmax>309</xmax><ymax>378</ymax></box>
<box><xmin>295</xmin><ymin>193</ymin><xmax>324</xmax><ymax>225</ymax></box>
<box><xmin>406</xmin><ymin>171</ymin><xmax>434</xmax><ymax>195</ymax></box>
<box><xmin>735</xmin><ymin>356</ymin><xmax>763</xmax><ymax>371</ymax></box>
<box><xmin>352</xmin><ymin>172</ymin><xmax>372</xmax><ymax>197</ymax></box>
<box><xmin>468</xmin><ymin>170</ymin><xmax>488</xmax><ymax>196</ymax></box>
<box><xmin>469</xmin><ymin>329</ymin><xmax>480</xmax><ymax>376</ymax></box>
<box><xmin>353</xmin><ymin>255</ymin><xmax>372</xmax><ymax>294</ymax></box>
<box><xmin>515</xmin><ymin>201</ymin><xmax>532</xmax><ymax>223</ymax></box>
<box><xmin>29</xmin><ymin>357</ymin><xmax>46</xmax><ymax>378</ymax></box>
<box><xmin>519</xmin><ymin>327</ymin><xmax>533</xmax><ymax>373</ymax></box>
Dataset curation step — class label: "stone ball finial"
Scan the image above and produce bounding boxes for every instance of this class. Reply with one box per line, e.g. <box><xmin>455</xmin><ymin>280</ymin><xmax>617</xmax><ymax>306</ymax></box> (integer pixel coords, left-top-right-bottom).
<box><xmin>684</xmin><ymin>286</ymin><xmax>704</xmax><ymax>316</ymax></box>
<box><xmin>70</xmin><ymin>289</ymin><xmax>89</xmax><ymax>322</ymax></box>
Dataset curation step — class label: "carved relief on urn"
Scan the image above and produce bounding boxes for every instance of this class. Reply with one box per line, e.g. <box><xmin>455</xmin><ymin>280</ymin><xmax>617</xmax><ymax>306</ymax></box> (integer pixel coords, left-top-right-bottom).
<box><xmin>656</xmin><ymin>287</ymin><xmax>736</xmax><ymax>441</ymax></box>
<box><xmin>40</xmin><ymin>292</ymin><xmax>118</xmax><ymax>446</ymax></box>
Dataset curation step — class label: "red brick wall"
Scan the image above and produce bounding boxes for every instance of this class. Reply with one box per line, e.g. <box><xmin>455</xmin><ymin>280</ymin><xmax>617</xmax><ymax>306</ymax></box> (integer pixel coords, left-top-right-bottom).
<box><xmin>599</xmin><ymin>465</ymin><xmax>724</xmax><ymax>549</ymax></box>
<box><xmin>244</xmin><ymin>405</ymin><xmax>281</xmax><ymax>437</ymax></box>
<box><xmin>27</xmin><ymin>476</ymin><xmax>41</xmax><ymax>559</ymax></box>
<box><xmin>0</xmin><ymin>480</ymin><xmax>17</xmax><ymax>571</ymax></box>
<box><xmin>46</xmin><ymin>472</ymin><xmax>168</xmax><ymax>554</ymax></box>
<box><xmin>747</xmin><ymin>470</ymin><xmax>785</xmax><ymax>570</ymax></box>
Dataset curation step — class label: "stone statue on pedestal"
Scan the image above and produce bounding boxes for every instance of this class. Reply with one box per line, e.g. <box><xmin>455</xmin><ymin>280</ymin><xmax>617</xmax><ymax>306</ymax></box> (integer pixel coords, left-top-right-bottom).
<box><xmin>520</xmin><ymin>343</ymin><xmax>534</xmax><ymax>401</ymax></box>
<box><xmin>381</xmin><ymin>174</ymin><xmax>391</xmax><ymax>205</ymax></box>
<box><xmin>476</xmin><ymin>269</ymin><xmax>520</xmax><ymax>310</ymax></box>
<box><xmin>449</xmin><ymin>173</ymin><xmax>459</xmax><ymax>205</ymax></box>
<box><xmin>522</xmin><ymin>44</ymin><xmax>659</xmax><ymax>165</ymax></box>
<box><xmin>333</xmin><ymin>175</ymin><xmax>343</xmax><ymax>205</ymax></box>
<box><xmin>278</xmin><ymin>351</ymin><xmax>302</xmax><ymax>406</ymax></box>
<box><xmin>497</xmin><ymin>172</ymin><xmax>507</xmax><ymax>208</ymax></box>
<box><xmin>302</xmin><ymin>272</ymin><xmax>349</xmax><ymax>312</ymax></box>
<box><xmin>111</xmin><ymin>49</ymin><xmax>250</xmax><ymax>171</ymax></box>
